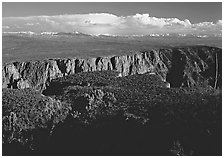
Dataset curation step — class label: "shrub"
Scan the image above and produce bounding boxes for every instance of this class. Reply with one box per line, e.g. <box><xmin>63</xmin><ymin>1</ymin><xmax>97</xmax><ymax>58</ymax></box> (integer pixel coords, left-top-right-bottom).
<box><xmin>2</xmin><ymin>88</ymin><xmax>70</xmax><ymax>155</ymax></box>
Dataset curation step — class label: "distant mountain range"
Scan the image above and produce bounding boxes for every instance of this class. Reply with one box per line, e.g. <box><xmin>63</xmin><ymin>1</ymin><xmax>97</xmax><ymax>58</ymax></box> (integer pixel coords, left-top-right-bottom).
<box><xmin>2</xmin><ymin>31</ymin><xmax>222</xmax><ymax>38</ymax></box>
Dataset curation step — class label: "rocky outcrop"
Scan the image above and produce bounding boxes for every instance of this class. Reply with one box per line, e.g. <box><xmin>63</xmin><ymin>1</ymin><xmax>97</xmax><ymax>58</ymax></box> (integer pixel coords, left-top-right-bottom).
<box><xmin>2</xmin><ymin>46</ymin><xmax>221</xmax><ymax>91</ymax></box>
<box><xmin>69</xmin><ymin>89</ymin><xmax>119</xmax><ymax>123</ymax></box>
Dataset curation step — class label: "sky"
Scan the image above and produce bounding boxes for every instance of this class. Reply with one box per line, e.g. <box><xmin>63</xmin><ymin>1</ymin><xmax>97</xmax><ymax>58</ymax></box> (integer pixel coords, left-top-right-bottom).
<box><xmin>2</xmin><ymin>2</ymin><xmax>222</xmax><ymax>36</ymax></box>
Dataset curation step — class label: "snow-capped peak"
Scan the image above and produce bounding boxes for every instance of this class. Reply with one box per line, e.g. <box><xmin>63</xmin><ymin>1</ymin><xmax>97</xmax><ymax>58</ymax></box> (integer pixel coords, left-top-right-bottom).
<box><xmin>40</xmin><ymin>32</ymin><xmax>58</xmax><ymax>35</ymax></box>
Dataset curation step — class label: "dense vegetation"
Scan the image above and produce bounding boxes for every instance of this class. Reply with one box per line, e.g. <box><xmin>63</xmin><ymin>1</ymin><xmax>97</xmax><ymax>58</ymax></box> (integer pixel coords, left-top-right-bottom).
<box><xmin>2</xmin><ymin>88</ymin><xmax>70</xmax><ymax>155</ymax></box>
<box><xmin>3</xmin><ymin>70</ymin><xmax>222</xmax><ymax>155</ymax></box>
<box><xmin>43</xmin><ymin>70</ymin><xmax>168</xmax><ymax>95</ymax></box>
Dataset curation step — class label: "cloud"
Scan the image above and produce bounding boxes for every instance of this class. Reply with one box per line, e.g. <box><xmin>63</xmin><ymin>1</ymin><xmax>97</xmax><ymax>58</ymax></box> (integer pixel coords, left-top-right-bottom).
<box><xmin>2</xmin><ymin>13</ymin><xmax>222</xmax><ymax>36</ymax></box>
<box><xmin>129</xmin><ymin>14</ymin><xmax>191</xmax><ymax>28</ymax></box>
<box><xmin>191</xmin><ymin>20</ymin><xmax>222</xmax><ymax>35</ymax></box>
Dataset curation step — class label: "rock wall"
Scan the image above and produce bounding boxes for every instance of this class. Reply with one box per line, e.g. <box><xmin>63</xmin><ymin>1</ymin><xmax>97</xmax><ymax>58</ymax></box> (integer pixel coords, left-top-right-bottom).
<box><xmin>2</xmin><ymin>46</ymin><xmax>222</xmax><ymax>91</ymax></box>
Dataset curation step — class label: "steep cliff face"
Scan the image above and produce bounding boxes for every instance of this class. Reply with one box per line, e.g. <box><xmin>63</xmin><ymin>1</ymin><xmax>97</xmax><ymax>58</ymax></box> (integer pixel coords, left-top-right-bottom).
<box><xmin>2</xmin><ymin>46</ymin><xmax>221</xmax><ymax>91</ymax></box>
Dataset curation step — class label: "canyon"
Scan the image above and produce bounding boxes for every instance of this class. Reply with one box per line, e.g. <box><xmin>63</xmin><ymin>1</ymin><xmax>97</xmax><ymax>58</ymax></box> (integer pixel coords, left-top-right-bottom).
<box><xmin>2</xmin><ymin>46</ymin><xmax>222</xmax><ymax>91</ymax></box>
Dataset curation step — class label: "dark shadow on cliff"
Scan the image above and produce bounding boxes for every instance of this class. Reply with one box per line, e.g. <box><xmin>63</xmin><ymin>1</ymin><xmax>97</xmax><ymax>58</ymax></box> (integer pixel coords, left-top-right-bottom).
<box><xmin>166</xmin><ymin>49</ymin><xmax>186</xmax><ymax>87</ymax></box>
<box><xmin>166</xmin><ymin>47</ymin><xmax>222</xmax><ymax>88</ymax></box>
<box><xmin>199</xmin><ymin>49</ymin><xmax>222</xmax><ymax>89</ymax></box>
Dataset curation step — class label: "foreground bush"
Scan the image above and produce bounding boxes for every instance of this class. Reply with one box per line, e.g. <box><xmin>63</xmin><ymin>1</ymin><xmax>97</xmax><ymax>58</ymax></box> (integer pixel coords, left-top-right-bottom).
<box><xmin>2</xmin><ymin>88</ymin><xmax>70</xmax><ymax>155</ymax></box>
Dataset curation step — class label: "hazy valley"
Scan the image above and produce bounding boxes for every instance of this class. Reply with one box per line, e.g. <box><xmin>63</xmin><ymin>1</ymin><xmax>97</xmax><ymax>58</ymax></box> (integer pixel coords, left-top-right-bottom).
<box><xmin>3</xmin><ymin>33</ymin><xmax>221</xmax><ymax>63</ymax></box>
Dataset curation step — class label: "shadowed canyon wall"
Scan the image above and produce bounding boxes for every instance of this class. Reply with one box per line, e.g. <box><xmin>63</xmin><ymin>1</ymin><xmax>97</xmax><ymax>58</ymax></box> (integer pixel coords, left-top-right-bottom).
<box><xmin>2</xmin><ymin>46</ymin><xmax>221</xmax><ymax>91</ymax></box>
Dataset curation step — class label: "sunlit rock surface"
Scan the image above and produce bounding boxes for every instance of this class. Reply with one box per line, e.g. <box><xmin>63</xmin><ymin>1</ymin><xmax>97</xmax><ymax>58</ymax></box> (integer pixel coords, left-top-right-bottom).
<box><xmin>2</xmin><ymin>46</ymin><xmax>221</xmax><ymax>91</ymax></box>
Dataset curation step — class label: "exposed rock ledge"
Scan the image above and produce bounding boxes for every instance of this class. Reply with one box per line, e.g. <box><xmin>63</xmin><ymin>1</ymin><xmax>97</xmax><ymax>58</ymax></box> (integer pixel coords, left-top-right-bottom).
<box><xmin>2</xmin><ymin>46</ymin><xmax>221</xmax><ymax>91</ymax></box>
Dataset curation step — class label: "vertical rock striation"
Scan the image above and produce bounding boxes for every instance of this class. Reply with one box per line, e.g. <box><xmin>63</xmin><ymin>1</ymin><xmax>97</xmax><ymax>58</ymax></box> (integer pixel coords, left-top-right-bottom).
<box><xmin>2</xmin><ymin>46</ymin><xmax>222</xmax><ymax>91</ymax></box>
